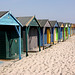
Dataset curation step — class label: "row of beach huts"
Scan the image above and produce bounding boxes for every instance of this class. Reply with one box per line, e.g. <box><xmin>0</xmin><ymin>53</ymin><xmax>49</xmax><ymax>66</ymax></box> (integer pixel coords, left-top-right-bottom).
<box><xmin>0</xmin><ymin>11</ymin><xmax>75</xmax><ymax>60</ymax></box>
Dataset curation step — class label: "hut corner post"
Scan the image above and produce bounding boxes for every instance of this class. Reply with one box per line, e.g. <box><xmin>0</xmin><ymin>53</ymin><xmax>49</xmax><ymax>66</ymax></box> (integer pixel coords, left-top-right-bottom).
<box><xmin>53</xmin><ymin>27</ymin><xmax>54</xmax><ymax>44</ymax></box>
<box><xmin>19</xmin><ymin>26</ymin><xmax>21</xmax><ymax>60</ymax></box>
<box><xmin>39</xmin><ymin>27</ymin><xmax>41</xmax><ymax>51</ymax></box>
<box><xmin>70</xmin><ymin>27</ymin><xmax>71</xmax><ymax>37</ymax></box>
<box><xmin>67</xmin><ymin>27</ymin><xmax>68</xmax><ymax>39</ymax></box>
<box><xmin>58</xmin><ymin>27</ymin><xmax>60</xmax><ymax>42</ymax></box>
<box><xmin>25</xmin><ymin>27</ymin><xmax>28</xmax><ymax>56</ymax></box>
<box><xmin>63</xmin><ymin>28</ymin><xmax>64</xmax><ymax>41</ymax></box>
<box><xmin>43</xmin><ymin>27</ymin><xmax>45</xmax><ymax>50</ymax></box>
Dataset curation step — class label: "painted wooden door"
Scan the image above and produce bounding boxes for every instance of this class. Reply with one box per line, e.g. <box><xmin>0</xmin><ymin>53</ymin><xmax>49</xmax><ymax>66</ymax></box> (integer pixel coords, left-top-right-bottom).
<box><xmin>64</xmin><ymin>28</ymin><xmax>65</xmax><ymax>40</ymax></box>
<box><xmin>44</xmin><ymin>28</ymin><xmax>47</xmax><ymax>44</ymax></box>
<box><xmin>62</xmin><ymin>28</ymin><xmax>64</xmax><ymax>41</ymax></box>
<box><xmin>47</xmin><ymin>28</ymin><xmax>50</xmax><ymax>44</ymax></box>
<box><xmin>56</xmin><ymin>28</ymin><xmax>58</xmax><ymax>41</ymax></box>
<box><xmin>60</xmin><ymin>28</ymin><xmax>62</xmax><ymax>40</ymax></box>
<box><xmin>29</xmin><ymin>28</ymin><xmax>38</xmax><ymax>50</ymax></box>
<box><xmin>65</xmin><ymin>28</ymin><xmax>67</xmax><ymax>39</ymax></box>
<box><xmin>68</xmin><ymin>27</ymin><xmax>70</xmax><ymax>37</ymax></box>
<box><xmin>7</xmin><ymin>31</ymin><xmax>19</xmax><ymax>58</ymax></box>
<box><xmin>54</xmin><ymin>28</ymin><xmax>56</xmax><ymax>42</ymax></box>
<box><xmin>0</xmin><ymin>31</ymin><xmax>6</xmax><ymax>58</ymax></box>
<box><xmin>40</xmin><ymin>28</ymin><xmax>43</xmax><ymax>46</ymax></box>
<box><xmin>67</xmin><ymin>27</ymin><xmax>68</xmax><ymax>39</ymax></box>
<box><xmin>51</xmin><ymin>28</ymin><xmax>54</xmax><ymax>44</ymax></box>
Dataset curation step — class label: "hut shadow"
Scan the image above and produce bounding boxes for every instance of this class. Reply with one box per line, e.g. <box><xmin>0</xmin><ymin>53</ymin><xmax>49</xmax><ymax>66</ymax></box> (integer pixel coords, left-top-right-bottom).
<box><xmin>28</xmin><ymin>51</ymin><xmax>39</xmax><ymax>53</ymax></box>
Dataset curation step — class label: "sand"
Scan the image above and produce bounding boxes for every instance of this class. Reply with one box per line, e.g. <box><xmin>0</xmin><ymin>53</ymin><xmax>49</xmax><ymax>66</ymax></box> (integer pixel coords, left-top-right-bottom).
<box><xmin>0</xmin><ymin>36</ymin><xmax>75</xmax><ymax>75</ymax></box>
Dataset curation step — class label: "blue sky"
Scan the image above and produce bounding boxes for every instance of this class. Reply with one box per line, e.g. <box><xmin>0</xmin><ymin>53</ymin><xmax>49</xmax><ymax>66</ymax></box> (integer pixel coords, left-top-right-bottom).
<box><xmin>0</xmin><ymin>0</ymin><xmax>75</xmax><ymax>23</ymax></box>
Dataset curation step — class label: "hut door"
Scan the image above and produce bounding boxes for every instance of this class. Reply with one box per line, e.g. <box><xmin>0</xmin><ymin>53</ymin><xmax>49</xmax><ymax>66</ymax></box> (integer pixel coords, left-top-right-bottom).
<box><xmin>29</xmin><ymin>28</ymin><xmax>38</xmax><ymax>50</ymax></box>
<box><xmin>8</xmin><ymin>31</ymin><xmax>18</xmax><ymax>57</ymax></box>
<box><xmin>54</xmin><ymin>28</ymin><xmax>56</xmax><ymax>41</ymax></box>
<box><xmin>66</xmin><ymin>28</ymin><xmax>67</xmax><ymax>37</ymax></box>
<box><xmin>62</xmin><ymin>28</ymin><xmax>64</xmax><ymax>39</ymax></box>
<box><xmin>47</xmin><ymin>28</ymin><xmax>50</xmax><ymax>44</ymax></box>
<box><xmin>56</xmin><ymin>28</ymin><xmax>58</xmax><ymax>41</ymax></box>
<box><xmin>0</xmin><ymin>31</ymin><xmax>6</xmax><ymax>58</ymax></box>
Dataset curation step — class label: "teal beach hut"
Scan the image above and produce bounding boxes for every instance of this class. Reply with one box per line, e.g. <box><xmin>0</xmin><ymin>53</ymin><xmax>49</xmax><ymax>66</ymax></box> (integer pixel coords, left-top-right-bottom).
<box><xmin>17</xmin><ymin>16</ymin><xmax>41</xmax><ymax>56</ymax></box>
<box><xmin>0</xmin><ymin>11</ymin><xmax>22</xmax><ymax>59</ymax></box>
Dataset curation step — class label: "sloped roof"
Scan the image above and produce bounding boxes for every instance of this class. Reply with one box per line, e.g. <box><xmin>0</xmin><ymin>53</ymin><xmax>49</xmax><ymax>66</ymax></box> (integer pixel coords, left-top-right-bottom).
<box><xmin>63</xmin><ymin>23</ymin><xmax>69</xmax><ymax>27</ymax></box>
<box><xmin>38</xmin><ymin>19</ymin><xmax>48</xmax><ymax>27</ymax></box>
<box><xmin>49</xmin><ymin>21</ymin><xmax>57</xmax><ymax>27</ymax></box>
<box><xmin>58</xmin><ymin>22</ymin><xmax>63</xmax><ymax>27</ymax></box>
<box><xmin>73</xmin><ymin>24</ymin><xmax>75</xmax><ymax>27</ymax></box>
<box><xmin>67</xmin><ymin>23</ymin><xmax>69</xmax><ymax>27</ymax></box>
<box><xmin>63</xmin><ymin>23</ymin><xmax>66</xmax><ymax>27</ymax></box>
<box><xmin>0</xmin><ymin>11</ymin><xmax>9</xmax><ymax>18</ymax></box>
<box><xmin>16</xmin><ymin>16</ymin><xmax>33</xmax><ymax>26</ymax></box>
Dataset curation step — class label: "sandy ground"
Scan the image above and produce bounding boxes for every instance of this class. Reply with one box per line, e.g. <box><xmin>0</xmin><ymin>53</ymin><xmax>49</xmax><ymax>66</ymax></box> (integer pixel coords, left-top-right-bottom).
<box><xmin>0</xmin><ymin>36</ymin><xmax>75</xmax><ymax>75</ymax></box>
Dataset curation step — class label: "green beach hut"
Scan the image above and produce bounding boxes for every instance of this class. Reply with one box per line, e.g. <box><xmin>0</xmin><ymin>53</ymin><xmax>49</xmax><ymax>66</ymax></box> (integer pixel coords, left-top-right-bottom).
<box><xmin>0</xmin><ymin>11</ymin><xmax>22</xmax><ymax>59</ymax></box>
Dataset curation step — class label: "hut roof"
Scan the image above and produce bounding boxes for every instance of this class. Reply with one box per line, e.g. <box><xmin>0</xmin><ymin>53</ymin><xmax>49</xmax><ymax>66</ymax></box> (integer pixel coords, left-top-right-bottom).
<box><xmin>0</xmin><ymin>11</ymin><xmax>9</xmax><ymax>18</ymax></box>
<box><xmin>67</xmin><ymin>23</ymin><xmax>70</xmax><ymax>27</ymax></box>
<box><xmin>58</xmin><ymin>22</ymin><xmax>63</xmax><ymax>27</ymax></box>
<box><xmin>73</xmin><ymin>24</ymin><xmax>75</xmax><ymax>27</ymax></box>
<box><xmin>16</xmin><ymin>16</ymin><xmax>33</xmax><ymax>26</ymax></box>
<box><xmin>63</xmin><ymin>23</ymin><xmax>66</xmax><ymax>27</ymax></box>
<box><xmin>49</xmin><ymin>21</ymin><xmax>58</xmax><ymax>27</ymax></box>
<box><xmin>63</xmin><ymin>23</ymin><xmax>69</xmax><ymax>27</ymax></box>
<box><xmin>38</xmin><ymin>19</ymin><xmax>49</xmax><ymax>27</ymax></box>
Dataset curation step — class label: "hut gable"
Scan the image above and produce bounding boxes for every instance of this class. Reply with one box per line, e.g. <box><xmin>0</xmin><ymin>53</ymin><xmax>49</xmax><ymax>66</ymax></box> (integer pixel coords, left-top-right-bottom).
<box><xmin>38</xmin><ymin>19</ymin><xmax>50</xmax><ymax>27</ymax></box>
<box><xmin>68</xmin><ymin>23</ymin><xmax>71</xmax><ymax>27</ymax></box>
<box><xmin>17</xmin><ymin>16</ymin><xmax>39</xmax><ymax>27</ymax></box>
<box><xmin>61</xmin><ymin>24</ymin><xmax>64</xmax><ymax>27</ymax></box>
<box><xmin>50</xmin><ymin>21</ymin><xmax>58</xmax><ymax>27</ymax></box>
<box><xmin>65</xmin><ymin>24</ymin><xmax>67</xmax><ymax>27</ymax></box>
<box><xmin>71</xmin><ymin>24</ymin><xmax>74</xmax><ymax>27</ymax></box>
<box><xmin>65</xmin><ymin>23</ymin><xmax>68</xmax><ymax>27</ymax></box>
<box><xmin>29</xmin><ymin>17</ymin><xmax>39</xmax><ymax>26</ymax></box>
<box><xmin>58</xmin><ymin>22</ymin><xmax>64</xmax><ymax>27</ymax></box>
<box><xmin>0</xmin><ymin>11</ymin><xmax>19</xmax><ymax>26</ymax></box>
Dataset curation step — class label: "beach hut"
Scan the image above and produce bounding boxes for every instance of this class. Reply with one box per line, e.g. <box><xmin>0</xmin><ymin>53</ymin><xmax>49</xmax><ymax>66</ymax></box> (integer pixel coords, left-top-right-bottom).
<box><xmin>71</xmin><ymin>24</ymin><xmax>74</xmax><ymax>36</ymax></box>
<box><xmin>72</xmin><ymin>24</ymin><xmax>75</xmax><ymax>35</ymax></box>
<box><xmin>68</xmin><ymin>23</ymin><xmax>71</xmax><ymax>37</ymax></box>
<box><xmin>50</xmin><ymin>21</ymin><xmax>59</xmax><ymax>44</ymax></box>
<box><xmin>58</xmin><ymin>22</ymin><xmax>64</xmax><ymax>42</ymax></box>
<box><xmin>64</xmin><ymin>23</ymin><xmax>68</xmax><ymax>40</ymax></box>
<box><xmin>38</xmin><ymin>19</ymin><xmax>51</xmax><ymax>50</ymax></box>
<box><xmin>73</xmin><ymin>24</ymin><xmax>75</xmax><ymax>35</ymax></box>
<box><xmin>17</xmin><ymin>16</ymin><xmax>41</xmax><ymax>56</ymax></box>
<box><xmin>0</xmin><ymin>11</ymin><xmax>22</xmax><ymax>59</ymax></box>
